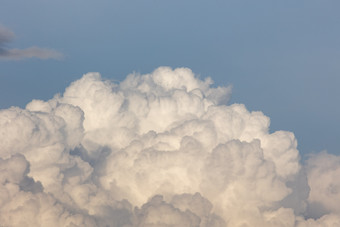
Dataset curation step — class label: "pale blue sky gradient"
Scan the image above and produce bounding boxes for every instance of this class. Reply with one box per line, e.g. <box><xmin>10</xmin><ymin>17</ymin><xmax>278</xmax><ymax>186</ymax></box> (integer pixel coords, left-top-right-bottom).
<box><xmin>1</xmin><ymin>0</ymin><xmax>339</xmax><ymax>157</ymax></box>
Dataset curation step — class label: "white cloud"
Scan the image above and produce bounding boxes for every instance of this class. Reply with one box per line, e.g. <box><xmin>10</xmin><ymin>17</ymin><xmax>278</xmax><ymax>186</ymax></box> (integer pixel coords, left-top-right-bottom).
<box><xmin>0</xmin><ymin>67</ymin><xmax>339</xmax><ymax>226</ymax></box>
<box><xmin>305</xmin><ymin>152</ymin><xmax>340</xmax><ymax>216</ymax></box>
<box><xmin>0</xmin><ymin>24</ymin><xmax>63</xmax><ymax>60</ymax></box>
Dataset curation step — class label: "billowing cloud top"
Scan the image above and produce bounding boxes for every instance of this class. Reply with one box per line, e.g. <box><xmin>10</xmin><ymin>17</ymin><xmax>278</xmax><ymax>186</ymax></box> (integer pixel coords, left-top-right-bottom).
<box><xmin>0</xmin><ymin>67</ymin><xmax>339</xmax><ymax>226</ymax></box>
<box><xmin>0</xmin><ymin>24</ymin><xmax>63</xmax><ymax>60</ymax></box>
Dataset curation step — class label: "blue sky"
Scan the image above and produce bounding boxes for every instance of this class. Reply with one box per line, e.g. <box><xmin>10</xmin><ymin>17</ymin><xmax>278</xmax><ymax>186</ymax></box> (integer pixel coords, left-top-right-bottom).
<box><xmin>0</xmin><ymin>0</ymin><xmax>339</xmax><ymax>157</ymax></box>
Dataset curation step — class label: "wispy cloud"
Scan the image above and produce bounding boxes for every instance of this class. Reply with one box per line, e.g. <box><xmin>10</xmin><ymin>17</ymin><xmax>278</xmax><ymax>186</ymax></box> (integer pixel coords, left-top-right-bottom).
<box><xmin>0</xmin><ymin>24</ymin><xmax>63</xmax><ymax>60</ymax></box>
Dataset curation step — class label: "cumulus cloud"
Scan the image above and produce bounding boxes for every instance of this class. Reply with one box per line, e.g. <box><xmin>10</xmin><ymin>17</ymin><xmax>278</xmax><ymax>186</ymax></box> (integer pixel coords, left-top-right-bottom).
<box><xmin>0</xmin><ymin>66</ymin><xmax>339</xmax><ymax>226</ymax></box>
<box><xmin>0</xmin><ymin>24</ymin><xmax>63</xmax><ymax>60</ymax></box>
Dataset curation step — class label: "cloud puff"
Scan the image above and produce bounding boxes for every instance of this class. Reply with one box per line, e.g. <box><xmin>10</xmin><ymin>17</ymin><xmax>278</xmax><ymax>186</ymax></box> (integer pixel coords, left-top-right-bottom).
<box><xmin>0</xmin><ymin>24</ymin><xmax>63</xmax><ymax>60</ymax></box>
<box><xmin>305</xmin><ymin>152</ymin><xmax>340</xmax><ymax>217</ymax></box>
<box><xmin>0</xmin><ymin>66</ymin><xmax>339</xmax><ymax>226</ymax></box>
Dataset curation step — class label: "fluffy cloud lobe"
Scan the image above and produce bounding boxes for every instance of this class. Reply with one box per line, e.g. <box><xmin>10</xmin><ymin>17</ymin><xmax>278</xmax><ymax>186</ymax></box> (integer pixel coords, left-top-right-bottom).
<box><xmin>0</xmin><ymin>24</ymin><xmax>62</xmax><ymax>60</ymax></box>
<box><xmin>0</xmin><ymin>67</ymin><xmax>339</xmax><ymax>226</ymax></box>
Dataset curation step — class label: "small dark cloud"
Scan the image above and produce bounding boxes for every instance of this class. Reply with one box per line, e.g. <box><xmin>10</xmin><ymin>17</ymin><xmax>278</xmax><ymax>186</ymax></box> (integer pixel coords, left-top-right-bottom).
<box><xmin>0</xmin><ymin>24</ymin><xmax>63</xmax><ymax>60</ymax></box>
